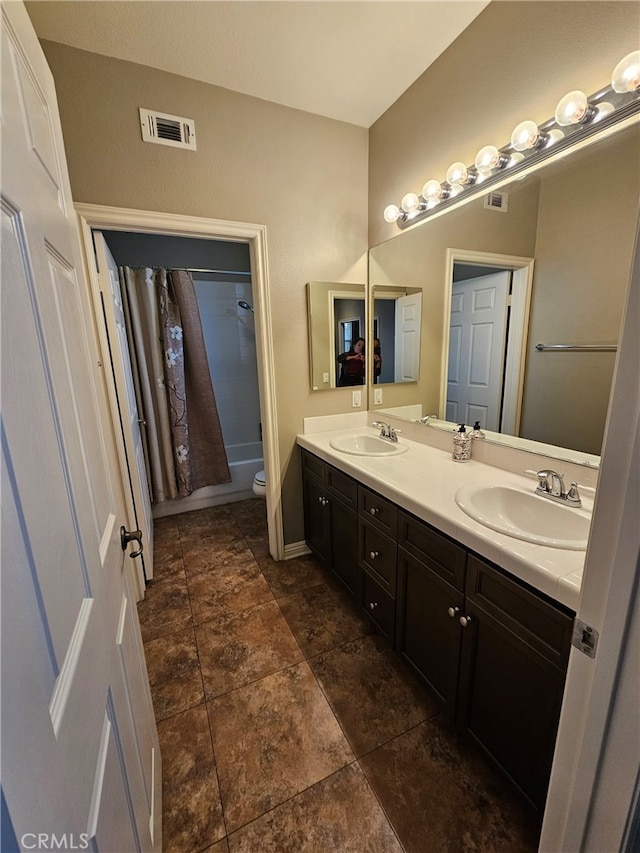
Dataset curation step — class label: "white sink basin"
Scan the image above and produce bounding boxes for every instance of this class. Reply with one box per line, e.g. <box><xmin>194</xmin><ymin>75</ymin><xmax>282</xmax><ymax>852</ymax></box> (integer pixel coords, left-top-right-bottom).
<box><xmin>329</xmin><ymin>433</ymin><xmax>409</xmax><ymax>456</ymax></box>
<box><xmin>455</xmin><ymin>483</ymin><xmax>591</xmax><ymax>550</ymax></box>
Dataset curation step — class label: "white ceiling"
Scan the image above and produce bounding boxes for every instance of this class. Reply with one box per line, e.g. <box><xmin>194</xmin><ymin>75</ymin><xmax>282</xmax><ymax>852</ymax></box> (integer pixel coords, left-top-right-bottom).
<box><xmin>25</xmin><ymin>0</ymin><xmax>489</xmax><ymax>127</ymax></box>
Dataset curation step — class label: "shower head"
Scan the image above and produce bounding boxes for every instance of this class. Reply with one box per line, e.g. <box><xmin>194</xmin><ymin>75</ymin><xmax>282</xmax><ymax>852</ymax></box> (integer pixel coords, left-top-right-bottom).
<box><xmin>238</xmin><ymin>300</ymin><xmax>254</xmax><ymax>313</ymax></box>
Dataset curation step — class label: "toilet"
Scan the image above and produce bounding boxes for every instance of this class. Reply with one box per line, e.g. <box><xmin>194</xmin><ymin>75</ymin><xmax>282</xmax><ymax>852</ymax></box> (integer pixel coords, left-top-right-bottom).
<box><xmin>252</xmin><ymin>469</ymin><xmax>266</xmax><ymax>498</ymax></box>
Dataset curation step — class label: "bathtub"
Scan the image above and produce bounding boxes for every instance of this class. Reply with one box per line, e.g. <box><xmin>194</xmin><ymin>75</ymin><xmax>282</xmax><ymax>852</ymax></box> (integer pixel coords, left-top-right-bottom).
<box><xmin>152</xmin><ymin>441</ymin><xmax>264</xmax><ymax>518</ymax></box>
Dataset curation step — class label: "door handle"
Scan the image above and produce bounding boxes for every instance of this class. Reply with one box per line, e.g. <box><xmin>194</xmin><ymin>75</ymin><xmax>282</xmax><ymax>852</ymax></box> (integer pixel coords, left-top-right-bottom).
<box><xmin>120</xmin><ymin>526</ymin><xmax>143</xmax><ymax>559</ymax></box>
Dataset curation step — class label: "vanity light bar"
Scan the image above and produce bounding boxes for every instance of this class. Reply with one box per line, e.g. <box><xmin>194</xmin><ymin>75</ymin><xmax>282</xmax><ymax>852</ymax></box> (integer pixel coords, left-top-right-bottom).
<box><xmin>385</xmin><ymin>50</ymin><xmax>640</xmax><ymax>230</ymax></box>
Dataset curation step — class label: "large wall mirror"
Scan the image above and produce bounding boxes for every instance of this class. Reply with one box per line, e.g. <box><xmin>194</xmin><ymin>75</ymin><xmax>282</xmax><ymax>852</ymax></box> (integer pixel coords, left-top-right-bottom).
<box><xmin>307</xmin><ymin>281</ymin><xmax>366</xmax><ymax>390</ymax></box>
<box><xmin>368</xmin><ymin>120</ymin><xmax>640</xmax><ymax>465</ymax></box>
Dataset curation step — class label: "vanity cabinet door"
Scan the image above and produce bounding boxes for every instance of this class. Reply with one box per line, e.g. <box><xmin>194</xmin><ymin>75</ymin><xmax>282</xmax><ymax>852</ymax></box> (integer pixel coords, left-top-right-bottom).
<box><xmin>329</xmin><ymin>496</ymin><xmax>359</xmax><ymax>598</ymax></box>
<box><xmin>456</xmin><ymin>556</ymin><xmax>573</xmax><ymax>811</ymax></box>
<box><xmin>396</xmin><ymin>547</ymin><xmax>464</xmax><ymax>716</ymax></box>
<box><xmin>302</xmin><ymin>469</ymin><xmax>330</xmax><ymax>563</ymax></box>
<box><xmin>301</xmin><ymin>449</ymin><xmax>359</xmax><ymax>599</ymax></box>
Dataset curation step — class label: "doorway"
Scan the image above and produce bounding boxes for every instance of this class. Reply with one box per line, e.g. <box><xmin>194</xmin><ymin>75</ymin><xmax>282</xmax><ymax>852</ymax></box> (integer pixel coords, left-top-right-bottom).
<box><xmin>101</xmin><ymin>230</ymin><xmax>263</xmax><ymax>518</ymax></box>
<box><xmin>441</xmin><ymin>249</ymin><xmax>535</xmax><ymax>436</ymax></box>
<box><xmin>77</xmin><ymin>204</ymin><xmax>284</xmax><ymax>562</ymax></box>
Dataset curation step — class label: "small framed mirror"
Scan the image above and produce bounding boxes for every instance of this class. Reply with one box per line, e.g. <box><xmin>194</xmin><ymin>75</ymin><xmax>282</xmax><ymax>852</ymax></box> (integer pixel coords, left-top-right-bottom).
<box><xmin>307</xmin><ymin>281</ymin><xmax>366</xmax><ymax>390</ymax></box>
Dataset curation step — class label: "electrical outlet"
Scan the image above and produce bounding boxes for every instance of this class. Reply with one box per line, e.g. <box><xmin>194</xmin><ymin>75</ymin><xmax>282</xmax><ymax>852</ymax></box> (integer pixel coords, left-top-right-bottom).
<box><xmin>352</xmin><ymin>390</ymin><xmax>362</xmax><ymax>407</ymax></box>
<box><xmin>374</xmin><ymin>388</ymin><xmax>383</xmax><ymax>405</ymax></box>
<box><xmin>322</xmin><ymin>372</ymin><xmax>329</xmax><ymax>383</ymax></box>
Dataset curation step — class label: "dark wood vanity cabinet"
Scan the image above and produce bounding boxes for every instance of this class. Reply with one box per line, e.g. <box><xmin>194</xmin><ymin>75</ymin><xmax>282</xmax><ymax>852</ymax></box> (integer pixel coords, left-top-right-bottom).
<box><xmin>456</xmin><ymin>555</ymin><xmax>573</xmax><ymax>810</ymax></box>
<box><xmin>300</xmin><ymin>447</ymin><xmax>574</xmax><ymax>811</ymax></box>
<box><xmin>301</xmin><ymin>449</ymin><xmax>359</xmax><ymax>598</ymax></box>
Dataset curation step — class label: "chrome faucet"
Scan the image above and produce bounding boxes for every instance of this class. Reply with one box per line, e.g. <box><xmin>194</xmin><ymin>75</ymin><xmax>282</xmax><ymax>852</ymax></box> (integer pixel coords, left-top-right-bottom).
<box><xmin>536</xmin><ymin>469</ymin><xmax>582</xmax><ymax>507</ymax></box>
<box><xmin>372</xmin><ymin>421</ymin><xmax>401</xmax><ymax>443</ymax></box>
<box><xmin>417</xmin><ymin>414</ymin><xmax>438</xmax><ymax>425</ymax></box>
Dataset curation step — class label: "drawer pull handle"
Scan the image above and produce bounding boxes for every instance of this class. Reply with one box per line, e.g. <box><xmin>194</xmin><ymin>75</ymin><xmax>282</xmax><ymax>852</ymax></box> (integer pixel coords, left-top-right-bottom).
<box><xmin>369</xmin><ymin>507</ymin><xmax>379</xmax><ymax>516</ymax></box>
<box><xmin>369</xmin><ymin>601</ymin><xmax>379</xmax><ymax>610</ymax></box>
<box><xmin>369</xmin><ymin>551</ymin><xmax>379</xmax><ymax>560</ymax></box>
<box><xmin>459</xmin><ymin>615</ymin><xmax>472</xmax><ymax>628</ymax></box>
<box><xmin>447</xmin><ymin>606</ymin><xmax>459</xmax><ymax>618</ymax></box>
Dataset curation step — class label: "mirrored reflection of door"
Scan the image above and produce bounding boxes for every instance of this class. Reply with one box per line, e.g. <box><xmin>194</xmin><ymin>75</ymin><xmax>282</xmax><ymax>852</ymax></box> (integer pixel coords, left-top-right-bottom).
<box><xmin>447</xmin><ymin>271</ymin><xmax>509</xmax><ymax>429</ymax></box>
<box><xmin>394</xmin><ymin>293</ymin><xmax>422</xmax><ymax>382</ymax></box>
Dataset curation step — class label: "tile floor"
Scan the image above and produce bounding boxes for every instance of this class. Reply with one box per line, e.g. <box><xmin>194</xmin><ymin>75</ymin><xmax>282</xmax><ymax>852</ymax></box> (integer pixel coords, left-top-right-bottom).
<box><xmin>138</xmin><ymin>499</ymin><xmax>541</xmax><ymax>853</ymax></box>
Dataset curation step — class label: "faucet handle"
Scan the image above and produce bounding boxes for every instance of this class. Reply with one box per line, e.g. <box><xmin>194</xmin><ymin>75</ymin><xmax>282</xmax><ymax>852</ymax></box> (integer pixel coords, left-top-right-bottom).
<box><xmin>566</xmin><ymin>482</ymin><xmax>582</xmax><ymax>506</ymax></box>
<box><xmin>536</xmin><ymin>470</ymin><xmax>553</xmax><ymax>492</ymax></box>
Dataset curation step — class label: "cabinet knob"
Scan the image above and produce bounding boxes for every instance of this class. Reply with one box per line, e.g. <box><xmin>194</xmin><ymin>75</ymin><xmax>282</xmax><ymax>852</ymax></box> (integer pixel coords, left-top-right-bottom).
<box><xmin>369</xmin><ymin>601</ymin><xmax>378</xmax><ymax>610</ymax></box>
<box><xmin>369</xmin><ymin>507</ymin><xmax>379</xmax><ymax>516</ymax></box>
<box><xmin>369</xmin><ymin>551</ymin><xmax>379</xmax><ymax>560</ymax></box>
<box><xmin>318</xmin><ymin>496</ymin><xmax>323</xmax><ymax>504</ymax></box>
<box><xmin>447</xmin><ymin>606</ymin><xmax>459</xmax><ymax>618</ymax></box>
<box><xmin>459</xmin><ymin>615</ymin><xmax>472</xmax><ymax>628</ymax></box>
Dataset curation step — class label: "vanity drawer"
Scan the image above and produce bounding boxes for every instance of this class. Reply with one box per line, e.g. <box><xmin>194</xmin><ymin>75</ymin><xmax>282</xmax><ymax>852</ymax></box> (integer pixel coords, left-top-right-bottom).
<box><xmin>466</xmin><ymin>555</ymin><xmax>574</xmax><ymax>668</ymax></box>
<box><xmin>301</xmin><ymin>448</ymin><xmax>324</xmax><ymax>481</ymax></box>
<box><xmin>362</xmin><ymin>571</ymin><xmax>395</xmax><ymax>643</ymax></box>
<box><xmin>326</xmin><ymin>465</ymin><xmax>358</xmax><ymax>509</ymax></box>
<box><xmin>359</xmin><ymin>519</ymin><xmax>397</xmax><ymax>595</ymax></box>
<box><xmin>399</xmin><ymin>511</ymin><xmax>466</xmax><ymax>591</ymax></box>
<box><xmin>359</xmin><ymin>486</ymin><xmax>397</xmax><ymax>538</ymax></box>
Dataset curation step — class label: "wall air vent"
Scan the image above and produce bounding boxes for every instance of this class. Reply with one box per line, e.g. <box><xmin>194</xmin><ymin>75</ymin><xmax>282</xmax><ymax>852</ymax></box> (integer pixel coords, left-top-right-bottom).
<box><xmin>139</xmin><ymin>108</ymin><xmax>197</xmax><ymax>150</ymax></box>
<box><xmin>484</xmin><ymin>191</ymin><xmax>509</xmax><ymax>212</ymax></box>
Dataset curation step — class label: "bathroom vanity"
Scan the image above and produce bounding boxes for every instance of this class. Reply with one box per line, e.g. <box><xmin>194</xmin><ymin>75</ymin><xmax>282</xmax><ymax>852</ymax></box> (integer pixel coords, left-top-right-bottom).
<box><xmin>298</xmin><ymin>428</ymin><xmax>586</xmax><ymax>812</ymax></box>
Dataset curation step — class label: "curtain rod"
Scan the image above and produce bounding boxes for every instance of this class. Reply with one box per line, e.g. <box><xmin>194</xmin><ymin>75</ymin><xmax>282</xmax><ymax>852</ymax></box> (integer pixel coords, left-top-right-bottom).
<box><xmin>126</xmin><ymin>266</ymin><xmax>250</xmax><ymax>276</ymax></box>
<box><xmin>180</xmin><ymin>267</ymin><xmax>251</xmax><ymax>276</ymax></box>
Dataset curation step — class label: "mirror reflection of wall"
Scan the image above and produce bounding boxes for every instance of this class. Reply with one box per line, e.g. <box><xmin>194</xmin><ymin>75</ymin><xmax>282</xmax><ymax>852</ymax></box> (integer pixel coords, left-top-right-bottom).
<box><xmin>368</xmin><ymin>123</ymin><xmax>640</xmax><ymax>459</ymax></box>
<box><xmin>306</xmin><ymin>281</ymin><xmax>366</xmax><ymax>391</ymax></box>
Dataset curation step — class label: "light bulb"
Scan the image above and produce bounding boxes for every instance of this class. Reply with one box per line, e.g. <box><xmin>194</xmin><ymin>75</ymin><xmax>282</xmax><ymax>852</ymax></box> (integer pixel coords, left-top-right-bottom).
<box><xmin>474</xmin><ymin>145</ymin><xmax>508</xmax><ymax>174</ymax></box>
<box><xmin>446</xmin><ymin>162</ymin><xmax>475</xmax><ymax>187</ymax></box>
<box><xmin>611</xmin><ymin>50</ymin><xmax>640</xmax><ymax>93</ymax></box>
<box><xmin>401</xmin><ymin>192</ymin><xmax>421</xmax><ymax>212</ymax></box>
<box><xmin>383</xmin><ymin>204</ymin><xmax>401</xmax><ymax>223</ymax></box>
<box><xmin>554</xmin><ymin>90</ymin><xmax>595</xmax><ymax>126</ymax></box>
<box><xmin>422</xmin><ymin>179</ymin><xmax>448</xmax><ymax>202</ymax></box>
<box><xmin>511</xmin><ymin>120</ymin><xmax>548</xmax><ymax>152</ymax></box>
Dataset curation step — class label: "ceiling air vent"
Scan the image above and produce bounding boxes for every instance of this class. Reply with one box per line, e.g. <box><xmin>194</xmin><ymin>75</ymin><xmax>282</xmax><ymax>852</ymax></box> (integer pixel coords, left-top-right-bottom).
<box><xmin>139</xmin><ymin>108</ymin><xmax>197</xmax><ymax>151</ymax></box>
<box><xmin>484</xmin><ymin>190</ymin><xmax>509</xmax><ymax>212</ymax></box>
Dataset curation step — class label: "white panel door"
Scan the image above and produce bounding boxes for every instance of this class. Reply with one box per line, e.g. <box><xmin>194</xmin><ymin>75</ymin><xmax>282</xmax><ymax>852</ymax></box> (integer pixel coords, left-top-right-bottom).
<box><xmin>447</xmin><ymin>271</ymin><xmax>509</xmax><ymax>430</ymax></box>
<box><xmin>1</xmin><ymin>5</ymin><xmax>160</xmax><ymax>850</ymax></box>
<box><xmin>93</xmin><ymin>231</ymin><xmax>154</xmax><ymax>582</ymax></box>
<box><xmin>394</xmin><ymin>292</ymin><xmax>422</xmax><ymax>382</ymax></box>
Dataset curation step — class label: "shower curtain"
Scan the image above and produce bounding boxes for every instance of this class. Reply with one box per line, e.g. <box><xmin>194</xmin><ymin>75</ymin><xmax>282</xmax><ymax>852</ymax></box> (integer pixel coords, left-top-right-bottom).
<box><xmin>120</xmin><ymin>266</ymin><xmax>231</xmax><ymax>502</ymax></box>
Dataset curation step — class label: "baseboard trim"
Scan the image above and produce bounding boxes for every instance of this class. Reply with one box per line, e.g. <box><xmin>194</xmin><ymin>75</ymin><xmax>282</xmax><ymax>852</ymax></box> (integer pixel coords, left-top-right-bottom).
<box><xmin>284</xmin><ymin>541</ymin><xmax>311</xmax><ymax>560</ymax></box>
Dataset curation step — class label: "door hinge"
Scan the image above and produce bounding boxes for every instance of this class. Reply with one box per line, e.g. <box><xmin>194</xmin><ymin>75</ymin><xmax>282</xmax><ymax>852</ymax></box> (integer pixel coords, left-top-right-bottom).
<box><xmin>572</xmin><ymin>618</ymin><xmax>599</xmax><ymax>659</ymax></box>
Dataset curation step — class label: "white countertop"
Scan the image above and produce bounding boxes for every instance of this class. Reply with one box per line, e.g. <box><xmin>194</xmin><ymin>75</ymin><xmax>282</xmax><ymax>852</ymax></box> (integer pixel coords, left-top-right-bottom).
<box><xmin>297</xmin><ymin>426</ymin><xmax>588</xmax><ymax>611</ymax></box>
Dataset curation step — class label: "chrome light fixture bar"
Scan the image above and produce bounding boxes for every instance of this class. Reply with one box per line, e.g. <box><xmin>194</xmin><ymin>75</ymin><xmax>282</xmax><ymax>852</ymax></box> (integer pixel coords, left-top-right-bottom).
<box><xmin>385</xmin><ymin>51</ymin><xmax>640</xmax><ymax>230</ymax></box>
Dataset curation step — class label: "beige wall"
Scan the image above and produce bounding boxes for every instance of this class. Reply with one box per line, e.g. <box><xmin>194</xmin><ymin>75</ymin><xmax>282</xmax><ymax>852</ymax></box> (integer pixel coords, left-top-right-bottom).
<box><xmin>369</xmin><ymin>1</ymin><xmax>640</xmax><ymax>247</ymax></box>
<box><xmin>40</xmin><ymin>41</ymin><xmax>368</xmax><ymax>545</ymax></box>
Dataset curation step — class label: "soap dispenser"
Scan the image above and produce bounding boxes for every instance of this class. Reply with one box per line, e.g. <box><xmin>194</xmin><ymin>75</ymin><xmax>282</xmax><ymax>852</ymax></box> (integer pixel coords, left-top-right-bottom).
<box><xmin>452</xmin><ymin>424</ymin><xmax>472</xmax><ymax>463</ymax></box>
<box><xmin>472</xmin><ymin>421</ymin><xmax>486</xmax><ymax>439</ymax></box>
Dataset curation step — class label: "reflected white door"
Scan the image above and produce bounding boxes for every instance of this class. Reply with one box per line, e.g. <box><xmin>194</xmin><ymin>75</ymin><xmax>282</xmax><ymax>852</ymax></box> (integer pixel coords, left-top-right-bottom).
<box><xmin>93</xmin><ymin>232</ymin><xmax>154</xmax><ymax>582</ymax></box>
<box><xmin>1</xmin><ymin>5</ymin><xmax>160</xmax><ymax>849</ymax></box>
<box><xmin>394</xmin><ymin>292</ymin><xmax>422</xmax><ymax>381</ymax></box>
<box><xmin>447</xmin><ymin>271</ymin><xmax>509</xmax><ymax>430</ymax></box>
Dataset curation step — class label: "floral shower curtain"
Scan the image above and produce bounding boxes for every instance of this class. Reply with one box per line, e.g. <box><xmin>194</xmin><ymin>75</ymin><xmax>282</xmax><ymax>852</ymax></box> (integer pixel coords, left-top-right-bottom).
<box><xmin>120</xmin><ymin>266</ymin><xmax>231</xmax><ymax>502</ymax></box>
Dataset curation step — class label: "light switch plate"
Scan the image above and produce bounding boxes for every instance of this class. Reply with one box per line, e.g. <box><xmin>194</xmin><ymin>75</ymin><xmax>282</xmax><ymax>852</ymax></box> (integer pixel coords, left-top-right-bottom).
<box><xmin>374</xmin><ymin>388</ymin><xmax>383</xmax><ymax>405</ymax></box>
<box><xmin>352</xmin><ymin>390</ymin><xmax>362</xmax><ymax>407</ymax></box>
